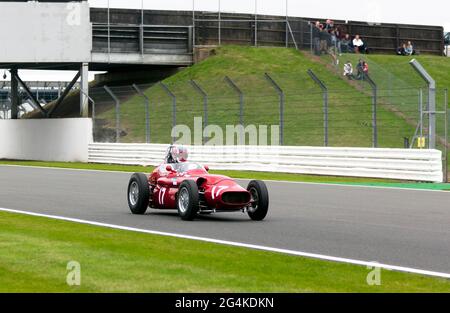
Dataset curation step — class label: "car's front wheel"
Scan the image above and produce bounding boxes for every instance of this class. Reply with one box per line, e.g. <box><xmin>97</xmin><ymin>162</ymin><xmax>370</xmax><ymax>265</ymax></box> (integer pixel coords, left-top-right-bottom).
<box><xmin>247</xmin><ymin>180</ymin><xmax>269</xmax><ymax>221</ymax></box>
<box><xmin>177</xmin><ymin>180</ymin><xmax>199</xmax><ymax>221</ymax></box>
<box><xmin>127</xmin><ymin>173</ymin><xmax>150</xmax><ymax>215</ymax></box>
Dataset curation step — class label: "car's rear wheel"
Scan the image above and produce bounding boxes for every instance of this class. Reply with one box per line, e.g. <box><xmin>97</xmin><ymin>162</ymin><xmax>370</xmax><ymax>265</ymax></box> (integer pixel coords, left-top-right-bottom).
<box><xmin>247</xmin><ymin>180</ymin><xmax>269</xmax><ymax>221</ymax></box>
<box><xmin>177</xmin><ymin>180</ymin><xmax>199</xmax><ymax>221</ymax></box>
<box><xmin>128</xmin><ymin>173</ymin><xmax>150</xmax><ymax>215</ymax></box>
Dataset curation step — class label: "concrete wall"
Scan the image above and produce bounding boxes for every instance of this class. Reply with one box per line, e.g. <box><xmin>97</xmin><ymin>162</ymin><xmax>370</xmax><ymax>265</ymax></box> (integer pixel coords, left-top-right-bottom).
<box><xmin>0</xmin><ymin>119</ymin><xmax>93</xmax><ymax>162</ymax></box>
<box><xmin>0</xmin><ymin>2</ymin><xmax>92</xmax><ymax>63</ymax></box>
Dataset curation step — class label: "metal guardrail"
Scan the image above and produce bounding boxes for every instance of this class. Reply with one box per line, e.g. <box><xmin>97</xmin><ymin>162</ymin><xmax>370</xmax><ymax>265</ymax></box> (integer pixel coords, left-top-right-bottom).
<box><xmin>88</xmin><ymin>143</ymin><xmax>444</xmax><ymax>182</ymax></box>
<box><xmin>92</xmin><ymin>23</ymin><xmax>193</xmax><ymax>55</ymax></box>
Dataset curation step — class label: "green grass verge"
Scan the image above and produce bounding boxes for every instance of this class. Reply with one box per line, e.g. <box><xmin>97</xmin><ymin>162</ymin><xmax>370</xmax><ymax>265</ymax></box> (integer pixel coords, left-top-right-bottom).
<box><xmin>0</xmin><ymin>211</ymin><xmax>449</xmax><ymax>292</ymax></box>
<box><xmin>0</xmin><ymin>159</ymin><xmax>405</xmax><ymax>184</ymax></box>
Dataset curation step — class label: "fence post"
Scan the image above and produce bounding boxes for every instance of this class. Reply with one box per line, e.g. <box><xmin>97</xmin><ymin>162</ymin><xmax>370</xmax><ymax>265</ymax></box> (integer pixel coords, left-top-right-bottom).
<box><xmin>224</xmin><ymin>76</ymin><xmax>244</xmax><ymax>143</ymax></box>
<box><xmin>285</xmin><ymin>0</ymin><xmax>288</xmax><ymax>48</ymax></box>
<box><xmin>190</xmin><ymin>80</ymin><xmax>208</xmax><ymax>144</ymax></box>
<box><xmin>132</xmin><ymin>84</ymin><xmax>151</xmax><ymax>144</ymax></box>
<box><xmin>104</xmin><ymin>85</ymin><xmax>120</xmax><ymax>143</ymax></box>
<box><xmin>264</xmin><ymin>73</ymin><xmax>284</xmax><ymax>146</ymax></box>
<box><xmin>187</xmin><ymin>26</ymin><xmax>194</xmax><ymax>54</ymax></box>
<box><xmin>420</xmin><ymin>88</ymin><xmax>424</xmax><ymax>139</ymax></box>
<box><xmin>160</xmin><ymin>82</ymin><xmax>177</xmax><ymax>143</ymax></box>
<box><xmin>254</xmin><ymin>0</ymin><xmax>258</xmax><ymax>47</ymax></box>
<box><xmin>79</xmin><ymin>89</ymin><xmax>95</xmax><ymax>142</ymax></box>
<box><xmin>411</xmin><ymin>88</ymin><xmax>424</xmax><ymax>149</ymax></box>
<box><xmin>364</xmin><ymin>74</ymin><xmax>378</xmax><ymax>148</ymax></box>
<box><xmin>218</xmin><ymin>0</ymin><xmax>221</xmax><ymax>45</ymax></box>
<box><xmin>445</xmin><ymin>89</ymin><xmax>448</xmax><ymax>182</ymax></box>
<box><xmin>410</xmin><ymin>59</ymin><xmax>436</xmax><ymax>149</ymax></box>
<box><xmin>307</xmin><ymin>69</ymin><xmax>328</xmax><ymax>147</ymax></box>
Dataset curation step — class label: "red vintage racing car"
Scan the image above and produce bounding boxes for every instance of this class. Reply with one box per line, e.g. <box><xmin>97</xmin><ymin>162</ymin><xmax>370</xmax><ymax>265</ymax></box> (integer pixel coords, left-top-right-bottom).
<box><xmin>127</xmin><ymin>146</ymin><xmax>269</xmax><ymax>221</ymax></box>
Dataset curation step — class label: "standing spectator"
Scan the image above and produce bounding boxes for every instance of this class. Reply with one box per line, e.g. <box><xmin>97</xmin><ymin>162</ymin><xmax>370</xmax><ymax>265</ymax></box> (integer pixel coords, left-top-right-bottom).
<box><xmin>343</xmin><ymin>61</ymin><xmax>354</xmax><ymax>80</ymax></box>
<box><xmin>363</xmin><ymin>61</ymin><xmax>369</xmax><ymax>77</ymax></box>
<box><xmin>319</xmin><ymin>26</ymin><xmax>331</xmax><ymax>55</ymax></box>
<box><xmin>405</xmin><ymin>41</ymin><xmax>414</xmax><ymax>55</ymax></box>
<box><xmin>334</xmin><ymin>26</ymin><xmax>343</xmax><ymax>55</ymax></box>
<box><xmin>353</xmin><ymin>35</ymin><xmax>365</xmax><ymax>54</ymax></box>
<box><xmin>356</xmin><ymin>59</ymin><xmax>365</xmax><ymax>80</ymax></box>
<box><xmin>330</xmin><ymin>29</ymin><xmax>338</xmax><ymax>54</ymax></box>
<box><xmin>312</xmin><ymin>21</ymin><xmax>322</xmax><ymax>56</ymax></box>
<box><xmin>324</xmin><ymin>19</ymin><xmax>335</xmax><ymax>32</ymax></box>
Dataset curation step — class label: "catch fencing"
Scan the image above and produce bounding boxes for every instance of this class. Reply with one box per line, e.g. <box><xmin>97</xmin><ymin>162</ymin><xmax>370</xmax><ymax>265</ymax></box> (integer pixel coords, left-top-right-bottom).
<box><xmin>87</xmin><ymin>74</ymin><xmax>448</xmax><ymax>150</ymax></box>
<box><xmin>88</xmin><ymin>143</ymin><xmax>443</xmax><ymax>182</ymax></box>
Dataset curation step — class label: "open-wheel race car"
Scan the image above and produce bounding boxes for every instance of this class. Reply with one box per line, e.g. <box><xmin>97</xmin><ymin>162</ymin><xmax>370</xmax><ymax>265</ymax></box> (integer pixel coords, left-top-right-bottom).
<box><xmin>127</xmin><ymin>146</ymin><xmax>269</xmax><ymax>221</ymax></box>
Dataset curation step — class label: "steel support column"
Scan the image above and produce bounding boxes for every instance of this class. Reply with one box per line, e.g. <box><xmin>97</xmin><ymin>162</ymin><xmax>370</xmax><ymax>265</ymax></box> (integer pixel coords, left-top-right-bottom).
<box><xmin>10</xmin><ymin>68</ymin><xmax>19</xmax><ymax>119</ymax></box>
<box><xmin>10</xmin><ymin>71</ymin><xmax>47</xmax><ymax>117</ymax></box>
<box><xmin>48</xmin><ymin>71</ymin><xmax>81</xmax><ymax>118</ymax></box>
<box><xmin>410</xmin><ymin>59</ymin><xmax>436</xmax><ymax>149</ymax></box>
<box><xmin>80</xmin><ymin>63</ymin><xmax>89</xmax><ymax>117</ymax></box>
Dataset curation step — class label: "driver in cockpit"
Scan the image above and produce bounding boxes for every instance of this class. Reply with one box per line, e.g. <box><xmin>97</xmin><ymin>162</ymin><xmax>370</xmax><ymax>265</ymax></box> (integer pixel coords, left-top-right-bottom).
<box><xmin>165</xmin><ymin>145</ymin><xmax>189</xmax><ymax>164</ymax></box>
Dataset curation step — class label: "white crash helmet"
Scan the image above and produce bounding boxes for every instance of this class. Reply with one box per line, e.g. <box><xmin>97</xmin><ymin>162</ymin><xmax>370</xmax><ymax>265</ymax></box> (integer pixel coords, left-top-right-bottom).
<box><xmin>169</xmin><ymin>145</ymin><xmax>189</xmax><ymax>163</ymax></box>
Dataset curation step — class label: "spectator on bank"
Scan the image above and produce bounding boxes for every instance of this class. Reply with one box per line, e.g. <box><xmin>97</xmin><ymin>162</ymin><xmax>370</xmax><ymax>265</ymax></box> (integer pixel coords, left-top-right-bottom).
<box><xmin>341</xmin><ymin>34</ymin><xmax>353</xmax><ymax>53</ymax></box>
<box><xmin>312</xmin><ymin>21</ymin><xmax>322</xmax><ymax>56</ymax></box>
<box><xmin>397</xmin><ymin>43</ymin><xmax>407</xmax><ymax>55</ymax></box>
<box><xmin>405</xmin><ymin>41</ymin><xmax>415</xmax><ymax>55</ymax></box>
<box><xmin>343</xmin><ymin>61</ymin><xmax>354</xmax><ymax>79</ymax></box>
<box><xmin>397</xmin><ymin>41</ymin><xmax>415</xmax><ymax>56</ymax></box>
<box><xmin>356</xmin><ymin>59</ymin><xmax>365</xmax><ymax>80</ymax></box>
<box><xmin>363</xmin><ymin>61</ymin><xmax>369</xmax><ymax>76</ymax></box>
<box><xmin>334</xmin><ymin>26</ymin><xmax>344</xmax><ymax>54</ymax></box>
<box><xmin>325</xmin><ymin>19</ymin><xmax>335</xmax><ymax>32</ymax></box>
<box><xmin>330</xmin><ymin>29</ymin><xmax>338</xmax><ymax>54</ymax></box>
<box><xmin>353</xmin><ymin>35</ymin><xmax>365</xmax><ymax>53</ymax></box>
<box><xmin>319</xmin><ymin>26</ymin><xmax>331</xmax><ymax>55</ymax></box>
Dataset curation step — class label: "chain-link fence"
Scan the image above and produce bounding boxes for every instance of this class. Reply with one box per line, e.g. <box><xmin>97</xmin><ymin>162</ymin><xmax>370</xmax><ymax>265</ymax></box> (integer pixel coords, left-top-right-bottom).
<box><xmin>88</xmin><ymin>73</ymin><xmax>447</xmax><ymax>151</ymax></box>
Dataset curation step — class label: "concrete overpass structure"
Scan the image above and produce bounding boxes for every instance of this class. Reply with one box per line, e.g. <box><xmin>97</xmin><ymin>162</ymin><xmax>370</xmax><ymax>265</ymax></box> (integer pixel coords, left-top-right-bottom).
<box><xmin>0</xmin><ymin>1</ymin><xmax>194</xmax><ymax>120</ymax></box>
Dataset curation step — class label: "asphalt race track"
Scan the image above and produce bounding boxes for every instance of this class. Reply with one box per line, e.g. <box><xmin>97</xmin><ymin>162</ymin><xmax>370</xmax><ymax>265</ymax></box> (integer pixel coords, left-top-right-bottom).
<box><xmin>0</xmin><ymin>165</ymin><xmax>449</xmax><ymax>274</ymax></box>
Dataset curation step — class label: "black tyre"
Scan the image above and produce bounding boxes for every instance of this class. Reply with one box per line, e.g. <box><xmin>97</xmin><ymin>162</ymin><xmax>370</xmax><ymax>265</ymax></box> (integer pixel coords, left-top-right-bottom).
<box><xmin>127</xmin><ymin>173</ymin><xmax>150</xmax><ymax>215</ymax></box>
<box><xmin>247</xmin><ymin>180</ymin><xmax>269</xmax><ymax>221</ymax></box>
<box><xmin>177</xmin><ymin>180</ymin><xmax>199</xmax><ymax>221</ymax></box>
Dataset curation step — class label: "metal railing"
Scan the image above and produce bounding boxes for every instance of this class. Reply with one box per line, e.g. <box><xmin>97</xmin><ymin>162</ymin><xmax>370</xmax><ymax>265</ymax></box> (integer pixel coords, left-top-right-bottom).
<box><xmin>92</xmin><ymin>23</ymin><xmax>193</xmax><ymax>55</ymax></box>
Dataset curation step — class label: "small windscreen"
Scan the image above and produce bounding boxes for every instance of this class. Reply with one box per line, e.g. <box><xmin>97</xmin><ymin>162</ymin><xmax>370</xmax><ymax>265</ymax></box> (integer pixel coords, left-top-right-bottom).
<box><xmin>172</xmin><ymin>163</ymin><xmax>204</xmax><ymax>173</ymax></box>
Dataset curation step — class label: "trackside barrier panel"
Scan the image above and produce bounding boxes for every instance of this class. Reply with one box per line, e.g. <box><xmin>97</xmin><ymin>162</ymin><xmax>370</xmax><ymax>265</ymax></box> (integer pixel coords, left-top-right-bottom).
<box><xmin>88</xmin><ymin>144</ymin><xmax>443</xmax><ymax>182</ymax></box>
<box><xmin>0</xmin><ymin>119</ymin><xmax>93</xmax><ymax>162</ymax></box>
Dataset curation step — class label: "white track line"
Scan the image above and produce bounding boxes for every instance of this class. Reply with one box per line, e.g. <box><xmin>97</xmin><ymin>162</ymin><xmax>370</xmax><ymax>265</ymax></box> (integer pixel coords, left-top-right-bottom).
<box><xmin>1</xmin><ymin>207</ymin><xmax>449</xmax><ymax>280</ymax></box>
<box><xmin>1</xmin><ymin>164</ymin><xmax>449</xmax><ymax>193</ymax></box>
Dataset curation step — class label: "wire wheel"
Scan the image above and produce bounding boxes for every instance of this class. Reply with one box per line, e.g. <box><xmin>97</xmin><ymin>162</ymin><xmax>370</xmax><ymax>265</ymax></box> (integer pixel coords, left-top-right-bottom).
<box><xmin>178</xmin><ymin>187</ymin><xmax>189</xmax><ymax>214</ymax></box>
<box><xmin>129</xmin><ymin>181</ymin><xmax>139</xmax><ymax>206</ymax></box>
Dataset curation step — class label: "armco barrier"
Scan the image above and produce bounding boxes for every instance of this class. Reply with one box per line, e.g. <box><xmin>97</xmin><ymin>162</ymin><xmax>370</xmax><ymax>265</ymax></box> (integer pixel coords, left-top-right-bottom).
<box><xmin>88</xmin><ymin>143</ymin><xmax>443</xmax><ymax>182</ymax></box>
